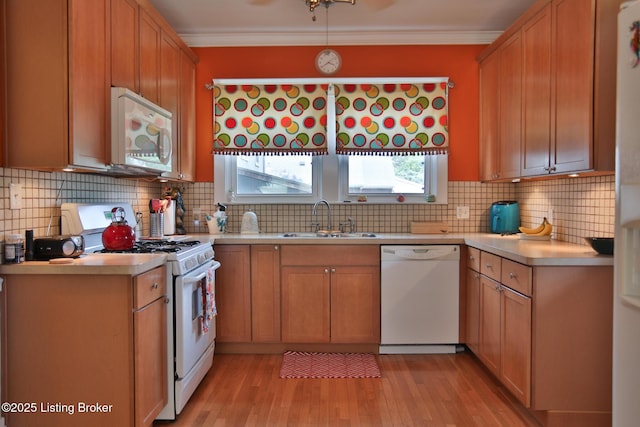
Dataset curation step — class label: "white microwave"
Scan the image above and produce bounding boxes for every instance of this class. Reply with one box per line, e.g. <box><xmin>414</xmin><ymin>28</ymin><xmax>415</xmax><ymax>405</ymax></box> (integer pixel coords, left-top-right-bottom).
<box><xmin>110</xmin><ymin>87</ymin><xmax>173</xmax><ymax>174</ymax></box>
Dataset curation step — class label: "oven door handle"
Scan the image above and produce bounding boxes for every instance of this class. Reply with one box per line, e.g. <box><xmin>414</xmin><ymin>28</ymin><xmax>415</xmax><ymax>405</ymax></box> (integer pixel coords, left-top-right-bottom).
<box><xmin>183</xmin><ymin>270</ymin><xmax>208</xmax><ymax>286</ymax></box>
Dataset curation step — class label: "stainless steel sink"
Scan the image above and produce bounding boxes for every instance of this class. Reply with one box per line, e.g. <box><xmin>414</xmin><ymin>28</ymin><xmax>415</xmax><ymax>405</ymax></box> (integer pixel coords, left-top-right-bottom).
<box><xmin>280</xmin><ymin>232</ymin><xmax>377</xmax><ymax>238</ymax></box>
<box><xmin>280</xmin><ymin>232</ymin><xmax>329</xmax><ymax>238</ymax></box>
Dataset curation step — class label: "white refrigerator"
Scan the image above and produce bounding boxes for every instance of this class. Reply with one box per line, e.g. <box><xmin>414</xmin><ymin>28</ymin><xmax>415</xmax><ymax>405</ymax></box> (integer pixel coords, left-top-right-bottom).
<box><xmin>614</xmin><ymin>2</ymin><xmax>640</xmax><ymax>425</ymax></box>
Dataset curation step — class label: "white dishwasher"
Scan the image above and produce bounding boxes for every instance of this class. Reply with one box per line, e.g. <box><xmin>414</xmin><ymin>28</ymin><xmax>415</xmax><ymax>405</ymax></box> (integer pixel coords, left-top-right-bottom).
<box><xmin>380</xmin><ymin>245</ymin><xmax>460</xmax><ymax>354</ymax></box>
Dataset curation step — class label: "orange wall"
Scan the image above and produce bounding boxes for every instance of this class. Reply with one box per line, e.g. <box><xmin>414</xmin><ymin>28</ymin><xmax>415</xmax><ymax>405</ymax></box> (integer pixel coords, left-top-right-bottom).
<box><xmin>193</xmin><ymin>45</ymin><xmax>486</xmax><ymax>182</ymax></box>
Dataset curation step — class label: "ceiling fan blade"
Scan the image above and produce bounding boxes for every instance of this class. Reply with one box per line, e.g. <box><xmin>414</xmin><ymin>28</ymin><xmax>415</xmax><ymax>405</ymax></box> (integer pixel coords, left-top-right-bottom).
<box><xmin>249</xmin><ymin>0</ymin><xmax>276</xmax><ymax>5</ymax></box>
<box><xmin>362</xmin><ymin>0</ymin><xmax>395</xmax><ymax>10</ymax></box>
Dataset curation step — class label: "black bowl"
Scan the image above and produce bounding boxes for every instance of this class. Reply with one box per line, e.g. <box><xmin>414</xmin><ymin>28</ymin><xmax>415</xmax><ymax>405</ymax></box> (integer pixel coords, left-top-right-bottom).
<box><xmin>584</xmin><ymin>237</ymin><xmax>614</xmax><ymax>255</ymax></box>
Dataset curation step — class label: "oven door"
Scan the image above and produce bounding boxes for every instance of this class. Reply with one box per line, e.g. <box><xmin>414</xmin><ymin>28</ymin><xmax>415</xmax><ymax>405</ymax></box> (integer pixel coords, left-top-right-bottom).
<box><xmin>175</xmin><ymin>259</ymin><xmax>220</xmax><ymax>379</ymax></box>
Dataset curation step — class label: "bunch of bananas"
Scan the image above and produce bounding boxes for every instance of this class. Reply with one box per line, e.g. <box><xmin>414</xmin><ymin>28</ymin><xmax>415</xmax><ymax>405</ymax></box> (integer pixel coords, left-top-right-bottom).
<box><xmin>519</xmin><ymin>217</ymin><xmax>553</xmax><ymax>236</ymax></box>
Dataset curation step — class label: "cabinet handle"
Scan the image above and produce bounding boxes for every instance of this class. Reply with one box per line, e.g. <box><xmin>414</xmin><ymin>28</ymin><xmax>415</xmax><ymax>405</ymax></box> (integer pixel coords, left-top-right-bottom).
<box><xmin>495</xmin><ymin>284</ymin><xmax>501</xmax><ymax>291</ymax></box>
<box><xmin>324</xmin><ymin>268</ymin><xmax>329</xmax><ymax>274</ymax></box>
<box><xmin>469</xmin><ymin>255</ymin><xmax>475</xmax><ymax>261</ymax></box>
<box><xmin>509</xmin><ymin>272</ymin><xmax>516</xmax><ymax>279</ymax></box>
<box><xmin>331</xmin><ymin>268</ymin><xmax>336</xmax><ymax>273</ymax></box>
<box><xmin>485</xmin><ymin>263</ymin><xmax>493</xmax><ymax>269</ymax></box>
<box><xmin>164</xmin><ymin>297</ymin><xmax>170</xmax><ymax>304</ymax></box>
<box><xmin>152</xmin><ymin>282</ymin><xmax>159</xmax><ymax>289</ymax></box>
<box><xmin>274</xmin><ymin>245</ymin><xmax>279</xmax><ymax>250</ymax></box>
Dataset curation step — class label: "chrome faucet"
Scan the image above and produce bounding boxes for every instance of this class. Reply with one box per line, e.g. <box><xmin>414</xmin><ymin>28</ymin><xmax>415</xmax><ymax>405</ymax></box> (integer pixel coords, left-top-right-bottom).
<box><xmin>312</xmin><ymin>199</ymin><xmax>332</xmax><ymax>232</ymax></box>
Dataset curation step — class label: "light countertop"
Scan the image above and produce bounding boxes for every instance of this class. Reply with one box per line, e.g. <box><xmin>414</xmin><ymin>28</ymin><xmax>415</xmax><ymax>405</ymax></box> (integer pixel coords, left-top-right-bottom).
<box><xmin>0</xmin><ymin>253</ymin><xmax>167</xmax><ymax>275</ymax></box>
<box><xmin>0</xmin><ymin>233</ymin><xmax>611</xmax><ymax>275</ymax></box>
<box><xmin>201</xmin><ymin>232</ymin><xmax>612</xmax><ymax>267</ymax></box>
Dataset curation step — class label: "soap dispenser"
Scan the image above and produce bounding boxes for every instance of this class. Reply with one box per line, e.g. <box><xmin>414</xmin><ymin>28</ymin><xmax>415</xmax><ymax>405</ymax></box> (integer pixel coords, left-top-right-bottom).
<box><xmin>206</xmin><ymin>203</ymin><xmax>227</xmax><ymax>234</ymax></box>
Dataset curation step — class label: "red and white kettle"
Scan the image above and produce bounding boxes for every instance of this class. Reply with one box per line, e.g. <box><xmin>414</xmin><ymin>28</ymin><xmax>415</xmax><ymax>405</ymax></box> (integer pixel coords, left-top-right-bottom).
<box><xmin>102</xmin><ymin>207</ymin><xmax>136</xmax><ymax>251</ymax></box>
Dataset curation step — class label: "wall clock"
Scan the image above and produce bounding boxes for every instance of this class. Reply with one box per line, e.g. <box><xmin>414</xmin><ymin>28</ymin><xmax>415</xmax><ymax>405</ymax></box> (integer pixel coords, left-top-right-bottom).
<box><xmin>315</xmin><ymin>48</ymin><xmax>342</xmax><ymax>75</ymax></box>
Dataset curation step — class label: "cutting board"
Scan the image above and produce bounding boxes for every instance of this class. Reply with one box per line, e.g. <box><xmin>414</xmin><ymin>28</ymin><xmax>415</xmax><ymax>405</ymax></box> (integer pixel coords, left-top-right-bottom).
<box><xmin>410</xmin><ymin>222</ymin><xmax>449</xmax><ymax>234</ymax></box>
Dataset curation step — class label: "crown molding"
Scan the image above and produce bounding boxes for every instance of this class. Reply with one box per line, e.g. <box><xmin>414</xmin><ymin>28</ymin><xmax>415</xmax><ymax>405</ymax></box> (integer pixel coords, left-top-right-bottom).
<box><xmin>180</xmin><ymin>29</ymin><xmax>500</xmax><ymax>47</ymax></box>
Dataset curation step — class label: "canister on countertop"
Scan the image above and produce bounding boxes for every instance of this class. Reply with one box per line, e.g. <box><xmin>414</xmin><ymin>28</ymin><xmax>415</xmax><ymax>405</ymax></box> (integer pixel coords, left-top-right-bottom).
<box><xmin>25</xmin><ymin>229</ymin><xmax>34</xmax><ymax>261</ymax></box>
<box><xmin>5</xmin><ymin>233</ymin><xmax>24</xmax><ymax>264</ymax></box>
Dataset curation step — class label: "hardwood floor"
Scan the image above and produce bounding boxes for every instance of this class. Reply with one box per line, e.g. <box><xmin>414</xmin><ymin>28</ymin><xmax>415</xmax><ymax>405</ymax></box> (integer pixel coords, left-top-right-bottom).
<box><xmin>156</xmin><ymin>351</ymin><xmax>541</xmax><ymax>427</ymax></box>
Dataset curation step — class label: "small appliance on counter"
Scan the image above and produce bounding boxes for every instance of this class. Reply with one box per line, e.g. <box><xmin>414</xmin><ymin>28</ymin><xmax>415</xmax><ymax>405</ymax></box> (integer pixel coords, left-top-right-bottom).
<box><xmin>34</xmin><ymin>235</ymin><xmax>84</xmax><ymax>260</ymax></box>
<box><xmin>240</xmin><ymin>210</ymin><xmax>259</xmax><ymax>234</ymax></box>
<box><xmin>490</xmin><ymin>201</ymin><xmax>520</xmax><ymax>234</ymax></box>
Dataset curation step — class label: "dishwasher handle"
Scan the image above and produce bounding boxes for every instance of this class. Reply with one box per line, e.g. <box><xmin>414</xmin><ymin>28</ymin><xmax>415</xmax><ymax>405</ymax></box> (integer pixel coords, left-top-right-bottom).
<box><xmin>381</xmin><ymin>245</ymin><xmax>459</xmax><ymax>261</ymax></box>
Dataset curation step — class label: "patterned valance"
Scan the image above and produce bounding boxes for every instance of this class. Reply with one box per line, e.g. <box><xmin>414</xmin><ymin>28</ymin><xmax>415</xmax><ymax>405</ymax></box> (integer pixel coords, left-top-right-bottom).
<box><xmin>213</xmin><ymin>84</ymin><xmax>328</xmax><ymax>155</ymax></box>
<box><xmin>334</xmin><ymin>81</ymin><xmax>449</xmax><ymax>155</ymax></box>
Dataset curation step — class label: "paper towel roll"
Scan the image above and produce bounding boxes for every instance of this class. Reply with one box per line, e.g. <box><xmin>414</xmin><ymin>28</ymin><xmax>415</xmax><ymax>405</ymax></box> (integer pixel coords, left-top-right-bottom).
<box><xmin>163</xmin><ymin>201</ymin><xmax>176</xmax><ymax>235</ymax></box>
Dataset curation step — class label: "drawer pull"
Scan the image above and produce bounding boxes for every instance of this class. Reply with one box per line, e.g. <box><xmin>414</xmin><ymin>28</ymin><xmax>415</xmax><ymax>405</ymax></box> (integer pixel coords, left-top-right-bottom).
<box><xmin>469</xmin><ymin>255</ymin><xmax>475</xmax><ymax>261</ymax></box>
<box><xmin>485</xmin><ymin>263</ymin><xmax>493</xmax><ymax>269</ymax></box>
<box><xmin>152</xmin><ymin>282</ymin><xmax>159</xmax><ymax>289</ymax></box>
<box><xmin>509</xmin><ymin>272</ymin><xmax>516</xmax><ymax>279</ymax></box>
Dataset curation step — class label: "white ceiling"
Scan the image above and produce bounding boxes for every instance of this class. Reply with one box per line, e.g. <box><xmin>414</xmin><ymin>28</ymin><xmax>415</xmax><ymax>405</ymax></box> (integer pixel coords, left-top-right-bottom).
<box><xmin>148</xmin><ymin>0</ymin><xmax>537</xmax><ymax>47</ymax></box>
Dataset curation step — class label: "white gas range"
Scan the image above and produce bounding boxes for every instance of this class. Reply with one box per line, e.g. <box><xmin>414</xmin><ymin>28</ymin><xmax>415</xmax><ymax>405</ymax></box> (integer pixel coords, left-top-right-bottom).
<box><xmin>61</xmin><ymin>203</ymin><xmax>220</xmax><ymax>421</ymax></box>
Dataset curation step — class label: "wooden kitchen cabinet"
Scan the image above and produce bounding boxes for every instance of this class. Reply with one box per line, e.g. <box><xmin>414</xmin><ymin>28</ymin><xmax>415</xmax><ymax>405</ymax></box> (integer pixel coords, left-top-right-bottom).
<box><xmin>214</xmin><ymin>245</ymin><xmax>252</xmax><ymax>343</ymax></box>
<box><xmin>479</xmin><ymin>0</ymin><xmax>618</xmax><ymax>180</ymax></box>
<box><xmin>478</xmin><ymin>276</ymin><xmax>503</xmax><ymax>376</ymax></box>
<box><xmin>178</xmin><ymin>49</ymin><xmax>197</xmax><ymax>182</ymax></box>
<box><xmin>501</xmin><ymin>284</ymin><xmax>531</xmax><ymax>408</ymax></box>
<box><xmin>478</xmin><ymin>32</ymin><xmax>522</xmax><ymax>181</ymax></box>
<box><xmin>4</xmin><ymin>0</ymin><xmax>110</xmax><ymax>172</ymax></box>
<box><xmin>111</xmin><ymin>0</ymin><xmax>140</xmax><ymax>92</ymax></box>
<box><xmin>465</xmin><ymin>247</ymin><xmax>481</xmax><ymax>353</ymax></box>
<box><xmin>466</xmin><ymin>245</ymin><xmax>612</xmax><ymax>425</ymax></box>
<box><xmin>133</xmin><ymin>267</ymin><xmax>168</xmax><ymax>427</ymax></box>
<box><xmin>139</xmin><ymin>7</ymin><xmax>162</xmax><ymax>103</ymax></box>
<box><xmin>281</xmin><ymin>265</ymin><xmax>331</xmax><ymax>342</ymax></box>
<box><xmin>476</xmin><ymin>250</ymin><xmax>532</xmax><ymax>407</ymax></box>
<box><xmin>280</xmin><ymin>245</ymin><xmax>380</xmax><ymax>344</ymax></box>
<box><xmin>251</xmin><ymin>245</ymin><xmax>281</xmax><ymax>342</ymax></box>
<box><xmin>521</xmin><ymin>3</ymin><xmax>552</xmax><ymax>176</ymax></box>
<box><xmin>2</xmin><ymin>266</ymin><xmax>167</xmax><ymax>427</ymax></box>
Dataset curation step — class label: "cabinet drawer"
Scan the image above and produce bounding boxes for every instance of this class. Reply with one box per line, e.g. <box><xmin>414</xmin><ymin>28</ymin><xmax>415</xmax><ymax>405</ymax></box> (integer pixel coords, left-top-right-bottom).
<box><xmin>134</xmin><ymin>266</ymin><xmax>167</xmax><ymax>309</ymax></box>
<box><xmin>467</xmin><ymin>247</ymin><xmax>481</xmax><ymax>272</ymax></box>
<box><xmin>501</xmin><ymin>259</ymin><xmax>532</xmax><ymax>296</ymax></box>
<box><xmin>280</xmin><ymin>245</ymin><xmax>379</xmax><ymax>266</ymax></box>
<box><xmin>480</xmin><ymin>251</ymin><xmax>502</xmax><ymax>281</ymax></box>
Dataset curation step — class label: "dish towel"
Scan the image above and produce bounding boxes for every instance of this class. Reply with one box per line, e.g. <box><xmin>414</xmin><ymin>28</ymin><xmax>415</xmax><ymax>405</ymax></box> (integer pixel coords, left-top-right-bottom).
<box><xmin>201</xmin><ymin>266</ymin><xmax>217</xmax><ymax>333</ymax></box>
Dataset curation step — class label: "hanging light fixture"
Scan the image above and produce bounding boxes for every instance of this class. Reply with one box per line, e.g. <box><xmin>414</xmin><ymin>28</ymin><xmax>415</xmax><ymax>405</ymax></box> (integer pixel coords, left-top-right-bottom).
<box><xmin>305</xmin><ymin>0</ymin><xmax>355</xmax><ymax>21</ymax></box>
<box><xmin>305</xmin><ymin>0</ymin><xmax>356</xmax><ymax>12</ymax></box>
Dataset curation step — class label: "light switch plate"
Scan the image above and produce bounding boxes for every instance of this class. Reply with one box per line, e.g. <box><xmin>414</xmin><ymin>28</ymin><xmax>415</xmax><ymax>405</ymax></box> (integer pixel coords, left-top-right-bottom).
<box><xmin>456</xmin><ymin>206</ymin><xmax>469</xmax><ymax>219</ymax></box>
<box><xmin>10</xmin><ymin>183</ymin><xmax>23</xmax><ymax>210</ymax></box>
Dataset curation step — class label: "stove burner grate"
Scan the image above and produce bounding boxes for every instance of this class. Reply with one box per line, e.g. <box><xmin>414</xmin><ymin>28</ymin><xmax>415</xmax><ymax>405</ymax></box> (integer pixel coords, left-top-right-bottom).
<box><xmin>96</xmin><ymin>240</ymin><xmax>201</xmax><ymax>254</ymax></box>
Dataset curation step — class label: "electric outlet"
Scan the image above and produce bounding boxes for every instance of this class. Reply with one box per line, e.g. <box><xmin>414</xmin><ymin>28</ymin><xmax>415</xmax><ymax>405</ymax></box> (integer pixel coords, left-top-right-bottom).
<box><xmin>9</xmin><ymin>183</ymin><xmax>23</xmax><ymax>210</ymax></box>
<box><xmin>456</xmin><ymin>206</ymin><xmax>470</xmax><ymax>219</ymax></box>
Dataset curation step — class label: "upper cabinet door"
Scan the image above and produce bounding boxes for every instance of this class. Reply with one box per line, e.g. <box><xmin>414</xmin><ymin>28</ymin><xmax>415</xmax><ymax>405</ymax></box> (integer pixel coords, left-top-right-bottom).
<box><xmin>551</xmin><ymin>0</ymin><xmax>594</xmax><ymax>174</ymax></box>
<box><xmin>498</xmin><ymin>32</ymin><xmax>523</xmax><ymax>180</ymax></box>
<box><xmin>110</xmin><ymin>0</ymin><xmax>139</xmax><ymax>92</ymax></box>
<box><xmin>160</xmin><ymin>33</ymin><xmax>181</xmax><ymax>180</ymax></box>
<box><xmin>478</xmin><ymin>32</ymin><xmax>522</xmax><ymax>182</ymax></box>
<box><xmin>139</xmin><ymin>8</ymin><xmax>161</xmax><ymax>104</ymax></box>
<box><xmin>521</xmin><ymin>4</ymin><xmax>552</xmax><ymax>177</ymax></box>
<box><xmin>179</xmin><ymin>50</ymin><xmax>197</xmax><ymax>182</ymax></box>
<box><xmin>479</xmin><ymin>52</ymin><xmax>500</xmax><ymax>181</ymax></box>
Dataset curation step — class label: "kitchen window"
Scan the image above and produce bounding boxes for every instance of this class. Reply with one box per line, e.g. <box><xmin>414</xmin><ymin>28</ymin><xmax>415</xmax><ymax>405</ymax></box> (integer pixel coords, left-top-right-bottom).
<box><xmin>213</xmin><ymin>78</ymin><xmax>448</xmax><ymax>204</ymax></box>
<box><xmin>215</xmin><ymin>151</ymin><xmax>447</xmax><ymax>204</ymax></box>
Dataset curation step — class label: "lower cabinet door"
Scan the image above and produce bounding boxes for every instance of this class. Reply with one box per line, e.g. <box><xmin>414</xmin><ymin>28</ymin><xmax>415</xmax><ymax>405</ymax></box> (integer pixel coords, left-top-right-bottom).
<box><xmin>134</xmin><ymin>297</ymin><xmax>168</xmax><ymax>427</ymax></box>
<box><xmin>501</xmin><ymin>287</ymin><xmax>532</xmax><ymax>407</ymax></box>
<box><xmin>330</xmin><ymin>266</ymin><xmax>380</xmax><ymax>343</ymax></box>
<box><xmin>281</xmin><ymin>266</ymin><xmax>331</xmax><ymax>343</ymax></box>
<box><xmin>479</xmin><ymin>276</ymin><xmax>502</xmax><ymax>376</ymax></box>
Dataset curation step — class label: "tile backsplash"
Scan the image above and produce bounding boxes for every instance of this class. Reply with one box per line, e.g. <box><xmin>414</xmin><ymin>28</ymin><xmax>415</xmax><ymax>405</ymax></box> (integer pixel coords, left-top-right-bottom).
<box><xmin>0</xmin><ymin>167</ymin><xmax>614</xmax><ymax>248</ymax></box>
